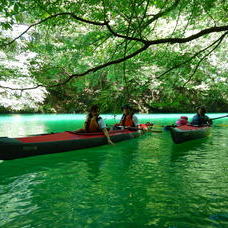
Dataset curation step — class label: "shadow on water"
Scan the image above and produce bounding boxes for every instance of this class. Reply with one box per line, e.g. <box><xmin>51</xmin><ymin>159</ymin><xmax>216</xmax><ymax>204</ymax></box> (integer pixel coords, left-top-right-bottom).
<box><xmin>170</xmin><ymin>136</ymin><xmax>212</xmax><ymax>162</ymax></box>
<box><xmin>0</xmin><ymin>147</ymin><xmax>108</xmax><ymax>187</ymax></box>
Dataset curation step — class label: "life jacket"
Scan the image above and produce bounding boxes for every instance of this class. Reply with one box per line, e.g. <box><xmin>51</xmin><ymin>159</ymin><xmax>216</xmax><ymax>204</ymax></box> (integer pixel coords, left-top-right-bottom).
<box><xmin>85</xmin><ymin>117</ymin><xmax>102</xmax><ymax>132</ymax></box>
<box><xmin>120</xmin><ymin>114</ymin><xmax>135</xmax><ymax>127</ymax></box>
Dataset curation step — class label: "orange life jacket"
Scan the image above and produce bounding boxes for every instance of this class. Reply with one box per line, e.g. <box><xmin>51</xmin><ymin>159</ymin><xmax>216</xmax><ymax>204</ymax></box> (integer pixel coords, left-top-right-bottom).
<box><xmin>120</xmin><ymin>114</ymin><xmax>135</xmax><ymax>127</ymax></box>
<box><xmin>86</xmin><ymin>117</ymin><xmax>102</xmax><ymax>132</ymax></box>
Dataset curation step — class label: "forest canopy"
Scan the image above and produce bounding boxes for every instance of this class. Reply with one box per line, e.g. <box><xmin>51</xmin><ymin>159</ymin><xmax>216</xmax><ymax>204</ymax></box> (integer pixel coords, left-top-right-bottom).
<box><xmin>0</xmin><ymin>0</ymin><xmax>227</xmax><ymax>113</ymax></box>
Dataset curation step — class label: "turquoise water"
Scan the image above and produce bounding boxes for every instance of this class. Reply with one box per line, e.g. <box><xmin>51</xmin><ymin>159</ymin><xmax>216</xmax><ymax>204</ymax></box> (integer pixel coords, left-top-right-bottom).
<box><xmin>0</xmin><ymin>114</ymin><xmax>228</xmax><ymax>227</ymax></box>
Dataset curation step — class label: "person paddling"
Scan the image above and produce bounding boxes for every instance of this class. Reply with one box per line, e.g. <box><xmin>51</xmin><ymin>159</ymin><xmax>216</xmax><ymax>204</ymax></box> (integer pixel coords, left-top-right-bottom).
<box><xmin>74</xmin><ymin>105</ymin><xmax>114</xmax><ymax>145</ymax></box>
<box><xmin>191</xmin><ymin>106</ymin><xmax>212</xmax><ymax>126</ymax></box>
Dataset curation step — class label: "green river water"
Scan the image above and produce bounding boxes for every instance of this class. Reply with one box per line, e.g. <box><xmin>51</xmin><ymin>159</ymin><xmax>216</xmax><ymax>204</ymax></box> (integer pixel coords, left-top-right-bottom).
<box><xmin>0</xmin><ymin>114</ymin><xmax>227</xmax><ymax>228</ymax></box>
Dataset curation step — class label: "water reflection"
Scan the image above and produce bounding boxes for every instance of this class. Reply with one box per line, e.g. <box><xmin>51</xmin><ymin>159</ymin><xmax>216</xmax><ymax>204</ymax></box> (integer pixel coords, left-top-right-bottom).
<box><xmin>0</xmin><ymin>147</ymin><xmax>108</xmax><ymax>227</ymax></box>
<box><xmin>170</xmin><ymin>139</ymin><xmax>209</xmax><ymax>161</ymax></box>
<box><xmin>0</xmin><ymin>115</ymin><xmax>85</xmax><ymax>137</ymax></box>
<box><xmin>0</xmin><ymin>172</ymin><xmax>40</xmax><ymax>227</ymax></box>
<box><xmin>68</xmin><ymin>139</ymin><xmax>144</xmax><ymax>226</ymax></box>
<box><xmin>0</xmin><ymin>114</ymin><xmax>227</xmax><ymax>227</ymax></box>
<box><xmin>0</xmin><ymin>115</ymin><xmax>48</xmax><ymax>137</ymax></box>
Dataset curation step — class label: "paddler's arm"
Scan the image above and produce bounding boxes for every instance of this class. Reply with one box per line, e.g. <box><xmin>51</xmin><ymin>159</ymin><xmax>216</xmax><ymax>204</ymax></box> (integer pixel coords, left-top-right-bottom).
<box><xmin>206</xmin><ymin>115</ymin><xmax>213</xmax><ymax>125</ymax></box>
<box><xmin>102</xmin><ymin>128</ymin><xmax>114</xmax><ymax>145</ymax></box>
<box><xmin>98</xmin><ymin>118</ymin><xmax>114</xmax><ymax>145</ymax></box>
<box><xmin>132</xmin><ymin>114</ymin><xmax>139</xmax><ymax>128</ymax></box>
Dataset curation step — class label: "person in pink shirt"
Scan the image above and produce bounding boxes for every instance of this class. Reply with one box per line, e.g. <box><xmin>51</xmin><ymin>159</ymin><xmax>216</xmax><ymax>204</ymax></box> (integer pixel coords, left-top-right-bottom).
<box><xmin>175</xmin><ymin>116</ymin><xmax>189</xmax><ymax>126</ymax></box>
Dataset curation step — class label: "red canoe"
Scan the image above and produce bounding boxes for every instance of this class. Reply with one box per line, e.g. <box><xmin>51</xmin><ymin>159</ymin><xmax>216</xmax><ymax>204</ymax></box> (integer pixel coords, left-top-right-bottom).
<box><xmin>0</xmin><ymin>128</ymin><xmax>143</xmax><ymax>160</ymax></box>
<box><xmin>170</xmin><ymin>125</ymin><xmax>211</xmax><ymax>144</ymax></box>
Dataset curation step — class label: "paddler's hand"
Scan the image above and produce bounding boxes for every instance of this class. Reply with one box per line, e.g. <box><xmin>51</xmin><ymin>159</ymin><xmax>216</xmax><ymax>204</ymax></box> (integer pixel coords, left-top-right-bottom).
<box><xmin>108</xmin><ymin>139</ymin><xmax>115</xmax><ymax>145</ymax></box>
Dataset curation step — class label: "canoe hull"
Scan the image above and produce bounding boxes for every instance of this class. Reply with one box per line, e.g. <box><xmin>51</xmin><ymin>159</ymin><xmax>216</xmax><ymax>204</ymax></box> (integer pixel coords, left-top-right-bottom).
<box><xmin>0</xmin><ymin>130</ymin><xmax>140</xmax><ymax>160</ymax></box>
<box><xmin>170</xmin><ymin>125</ymin><xmax>211</xmax><ymax>144</ymax></box>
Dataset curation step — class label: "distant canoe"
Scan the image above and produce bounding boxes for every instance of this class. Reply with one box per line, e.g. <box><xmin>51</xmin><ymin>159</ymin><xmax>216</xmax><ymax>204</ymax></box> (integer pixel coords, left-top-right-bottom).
<box><xmin>170</xmin><ymin>125</ymin><xmax>211</xmax><ymax>144</ymax></box>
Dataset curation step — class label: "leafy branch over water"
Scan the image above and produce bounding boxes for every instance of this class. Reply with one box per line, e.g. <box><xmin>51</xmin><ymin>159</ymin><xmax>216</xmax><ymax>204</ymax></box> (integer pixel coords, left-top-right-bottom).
<box><xmin>0</xmin><ymin>0</ymin><xmax>227</xmax><ymax>112</ymax></box>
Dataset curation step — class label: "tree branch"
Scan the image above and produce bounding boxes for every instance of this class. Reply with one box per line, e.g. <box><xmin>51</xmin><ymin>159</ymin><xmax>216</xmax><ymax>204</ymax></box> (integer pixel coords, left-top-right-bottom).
<box><xmin>1</xmin><ymin>7</ymin><xmax>227</xmax><ymax>91</ymax></box>
<box><xmin>105</xmin><ymin>23</ymin><xmax>147</xmax><ymax>43</ymax></box>
<box><xmin>157</xmin><ymin>31</ymin><xmax>228</xmax><ymax>79</ymax></box>
<box><xmin>143</xmin><ymin>0</ymin><xmax>180</xmax><ymax>28</ymax></box>
<box><xmin>0</xmin><ymin>84</ymin><xmax>42</xmax><ymax>91</ymax></box>
<box><xmin>1</xmin><ymin>9</ymin><xmax>227</xmax><ymax>48</ymax></box>
<box><xmin>1</xmin><ymin>27</ymin><xmax>227</xmax><ymax>91</ymax></box>
<box><xmin>182</xmin><ymin>32</ymin><xmax>227</xmax><ymax>87</ymax></box>
<box><xmin>147</xmin><ymin>25</ymin><xmax>228</xmax><ymax>45</ymax></box>
<box><xmin>0</xmin><ymin>12</ymin><xmax>106</xmax><ymax>48</ymax></box>
<box><xmin>0</xmin><ymin>44</ymin><xmax>150</xmax><ymax>90</ymax></box>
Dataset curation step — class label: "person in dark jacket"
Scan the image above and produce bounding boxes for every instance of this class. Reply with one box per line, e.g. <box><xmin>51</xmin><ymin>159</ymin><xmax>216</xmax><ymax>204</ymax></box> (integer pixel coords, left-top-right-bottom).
<box><xmin>191</xmin><ymin>106</ymin><xmax>212</xmax><ymax>126</ymax></box>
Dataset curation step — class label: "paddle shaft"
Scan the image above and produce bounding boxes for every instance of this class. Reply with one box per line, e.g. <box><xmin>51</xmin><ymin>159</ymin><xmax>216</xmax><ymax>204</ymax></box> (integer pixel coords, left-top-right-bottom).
<box><xmin>210</xmin><ymin>115</ymin><xmax>228</xmax><ymax>120</ymax></box>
